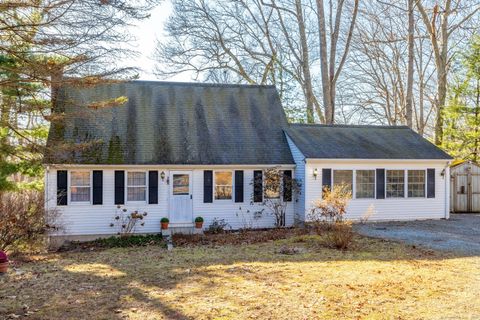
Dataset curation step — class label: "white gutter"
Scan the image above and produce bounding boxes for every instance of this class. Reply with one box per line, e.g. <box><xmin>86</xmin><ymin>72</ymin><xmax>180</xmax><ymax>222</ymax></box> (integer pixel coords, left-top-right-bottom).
<box><xmin>444</xmin><ymin>161</ymin><xmax>451</xmax><ymax>219</ymax></box>
<box><xmin>43</xmin><ymin>163</ymin><xmax>296</xmax><ymax>169</ymax></box>
<box><xmin>305</xmin><ymin>158</ymin><xmax>453</xmax><ymax>163</ymax></box>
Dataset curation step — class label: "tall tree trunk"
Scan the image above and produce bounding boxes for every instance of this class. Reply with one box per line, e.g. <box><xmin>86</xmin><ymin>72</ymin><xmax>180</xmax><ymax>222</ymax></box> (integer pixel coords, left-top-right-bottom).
<box><xmin>316</xmin><ymin>0</ymin><xmax>333</xmax><ymax>123</ymax></box>
<box><xmin>435</xmin><ymin>62</ymin><xmax>448</xmax><ymax>144</ymax></box>
<box><xmin>417</xmin><ymin>1</ymin><xmax>451</xmax><ymax>145</ymax></box>
<box><xmin>405</xmin><ymin>0</ymin><xmax>414</xmax><ymax>128</ymax></box>
<box><xmin>296</xmin><ymin>0</ymin><xmax>316</xmax><ymax>123</ymax></box>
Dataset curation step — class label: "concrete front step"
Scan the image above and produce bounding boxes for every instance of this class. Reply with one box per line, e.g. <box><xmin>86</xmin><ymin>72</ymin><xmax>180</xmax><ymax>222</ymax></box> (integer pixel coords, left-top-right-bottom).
<box><xmin>161</xmin><ymin>227</ymin><xmax>204</xmax><ymax>236</ymax></box>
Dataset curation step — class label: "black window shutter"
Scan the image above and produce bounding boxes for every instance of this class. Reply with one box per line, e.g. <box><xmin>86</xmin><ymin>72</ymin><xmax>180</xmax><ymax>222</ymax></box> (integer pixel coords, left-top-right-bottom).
<box><xmin>92</xmin><ymin>170</ymin><xmax>103</xmax><ymax>205</ymax></box>
<box><xmin>57</xmin><ymin>170</ymin><xmax>68</xmax><ymax>205</ymax></box>
<box><xmin>114</xmin><ymin>170</ymin><xmax>125</xmax><ymax>205</ymax></box>
<box><xmin>283</xmin><ymin>170</ymin><xmax>293</xmax><ymax>202</ymax></box>
<box><xmin>427</xmin><ymin>168</ymin><xmax>435</xmax><ymax>198</ymax></box>
<box><xmin>234</xmin><ymin>170</ymin><xmax>244</xmax><ymax>203</ymax></box>
<box><xmin>253</xmin><ymin>170</ymin><xmax>263</xmax><ymax>202</ymax></box>
<box><xmin>322</xmin><ymin>168</ymin><xmax>332</xmax><ymax>198</ymax></box>
<box><xmin>148</xmin><ymin>171</ymin><xmax>158</xmax><ymax>204</ymax></box>
<box><xmin>203</xmin><ymin>170</ymin><xmax>213</xmax><ymax>203</ymax></box>
<box><xmin>376</xmin><ymin>169</ymin><xmax>385</xmax><ymax>199</ymax></box>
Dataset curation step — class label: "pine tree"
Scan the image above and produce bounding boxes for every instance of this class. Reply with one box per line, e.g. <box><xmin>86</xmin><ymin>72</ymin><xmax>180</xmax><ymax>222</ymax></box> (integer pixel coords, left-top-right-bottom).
<box><xmin>442</xmin><ymin>36</ymin><xmax>480</xmax><ymax>162</ymax></box>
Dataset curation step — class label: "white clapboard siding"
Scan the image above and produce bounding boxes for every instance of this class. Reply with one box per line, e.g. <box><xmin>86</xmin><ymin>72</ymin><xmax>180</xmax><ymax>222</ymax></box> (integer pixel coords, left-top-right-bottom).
<box><xmin>285</xmin><ymin>134</ymin><xmax>306</xmax><ymax>221</ymax></box>
<box><xmin>303</xmin><ymin>160</ymin><xmax>450</xmax><ymax>221</ymax></box>
<box><xmin>45</xmin><ymin>167</ymin><xmax>295</xmax><ymax>236</ymax></box>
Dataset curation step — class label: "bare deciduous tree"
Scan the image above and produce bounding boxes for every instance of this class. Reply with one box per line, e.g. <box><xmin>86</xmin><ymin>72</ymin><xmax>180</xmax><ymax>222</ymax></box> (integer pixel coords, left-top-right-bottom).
<box><xmin>156</xmin><ymin>0</ymin><xmax>360</xmax><ymax>123</ymax></box>
<box><xmin>316</xmin><ymin>0</ymin><xmax>359</xmax><ymax>124</ymax></box>
<box><xmin>416</xmin><ymin>0</ymin><xmax>480</xmax><ymax>144</ymax></box>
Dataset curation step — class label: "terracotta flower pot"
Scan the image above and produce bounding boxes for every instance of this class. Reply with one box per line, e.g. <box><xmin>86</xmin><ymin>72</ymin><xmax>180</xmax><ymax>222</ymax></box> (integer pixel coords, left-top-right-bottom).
<box><xmin>0</xmin><ymin>261</ymin><xmax>9</xmax><ymax>273</ymax></box>
<box><xmin>161</xmin><ymin>222</ymin><xmax>169</xmax><ymax>230</ymax></box>
<box><xmin>195</xmin><ymin>222</ymin><xmax>203</xmax><ymax>229</ymax></box>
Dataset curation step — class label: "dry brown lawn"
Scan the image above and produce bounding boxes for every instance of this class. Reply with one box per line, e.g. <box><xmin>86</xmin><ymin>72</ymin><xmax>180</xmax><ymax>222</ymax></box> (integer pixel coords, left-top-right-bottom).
<box><xmin>1</xmin><ymin>232</ymin><xmax>479</xmax><ymax>319</ymax></box>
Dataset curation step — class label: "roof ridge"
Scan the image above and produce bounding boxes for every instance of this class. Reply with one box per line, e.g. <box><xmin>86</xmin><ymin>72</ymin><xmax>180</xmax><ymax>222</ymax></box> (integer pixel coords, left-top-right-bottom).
<box><xmin>289</xmin><ymin>123</ymin><xmax>410</xmax><ymax>129</ymax></box>
<box><xmin>130</xmin><ymin>80</ymin><xmax>276</xmax><ymax>89</ymax></box>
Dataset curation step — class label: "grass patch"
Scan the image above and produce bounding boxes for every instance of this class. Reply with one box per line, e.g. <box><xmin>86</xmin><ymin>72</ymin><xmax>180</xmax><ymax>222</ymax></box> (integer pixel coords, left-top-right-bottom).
<box><xmin>1</xmin><ymin>231</ymin><xmax>479</xmax><ymax>319</ymax></box>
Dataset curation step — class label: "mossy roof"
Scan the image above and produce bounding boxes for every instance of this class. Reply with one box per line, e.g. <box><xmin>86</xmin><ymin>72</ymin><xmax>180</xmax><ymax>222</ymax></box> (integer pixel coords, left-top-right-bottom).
<box><xmin>45</xmin><ymin>81</ymin><xmax>295</xmax><ymax>165</ymax></box>
<box><xmin>285</xmin><ymin>124</ymin><xmax>452</xmax><ymax>160</ymax></box>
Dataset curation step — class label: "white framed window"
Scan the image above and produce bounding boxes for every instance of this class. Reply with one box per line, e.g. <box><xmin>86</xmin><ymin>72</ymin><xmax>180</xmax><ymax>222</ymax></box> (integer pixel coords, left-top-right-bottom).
<box><xmin>356</xmin><ymin>170</ymin><xmax>375</xmax><ymax>198</ymax></box>
<box><xmin>214</xmin><ymin>171</ymin><xmax>233</xmax><ymax>200</ymax></box>
<box><xmin>127</xmin><ymin>171</ymin><xmax>146</xmax><ymax>202</ymax></box>
<box><xmin>333</xmin><ymin>170</ymin><xmax>353</xmax><ymax>195</ymax></box>
<box><xmin>70</xmin><ymin>171</ymin><xmax>91</xmax><ymax>203</ymax></box>
<box><xmin>386</xmin><ymin>170</ymin><xmax>405</xmax><ymax>198</ymax></box>
<box><xmin>408</xmin><ymin>170</ymin><xmax>426</xmax><ymax>198</ymax></box>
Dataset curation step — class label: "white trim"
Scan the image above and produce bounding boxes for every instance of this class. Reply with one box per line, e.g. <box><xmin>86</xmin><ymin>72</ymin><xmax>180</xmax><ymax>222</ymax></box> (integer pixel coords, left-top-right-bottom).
<box><xmin>332</xmin><ymin>169</ymin><xmax>354</xmax><ymax>198</ymax></box>
<box><xmin>406</xmin><ymin>169</ymin><xmax>427</xmax><ymax>198</ymax></box>
<box><xmin>213</xmin><ymin>170</ymin><xmax>234</xmax><ymax>202</ymax></box>
<box><xmin>169</xmin><ymin>170</ymin><xmax>193</xmax><ymax>223</ymax></box>
<box><xmin>445</xmin><ymin>165</ymin><xmax>451</xmax><ymax>219</ymax></box>
<box><xmin>126</xmin><ymin>170</ymin><xmax>148</xmax><ymax>203</ymax></box>
<box><xmin>69</xmin><ymin>170</ymin><xmax>92</xmax><ymax>205</ymax></box>
<box><xmin>385</xmin><ymin>169</ymin><xmax>406</xmax><ymax>199</ymax></box>
<box><xmin>45</xmin><ymin>164</ymin><xmax>296</xmax><ymax>169</ymax></box>
<box><xmin>355</xmin><ymin>169</ymin><xmax>376</xmax><ymax>200</ymax></box>
<box><xmin>307</xmin><ymin>159</ymin><xmax>451</xmax><ymax>163</ymax></box>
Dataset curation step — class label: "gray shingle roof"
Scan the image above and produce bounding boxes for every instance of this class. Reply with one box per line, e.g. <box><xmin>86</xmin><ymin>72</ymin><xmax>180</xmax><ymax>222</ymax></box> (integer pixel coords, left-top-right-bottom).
<box><xmin>46</xmin><ymin>81</ymin><xmax>295</xmax><ymax>165</ymax></box>
<box><xmin>285</xmin><ymin>124</ymin><xmax>452</xmax><ymax>160</ymax></box>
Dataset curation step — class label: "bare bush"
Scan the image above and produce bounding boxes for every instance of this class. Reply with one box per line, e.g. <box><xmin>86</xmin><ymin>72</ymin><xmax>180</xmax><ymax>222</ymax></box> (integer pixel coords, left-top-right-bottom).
<box><xmin>324</xmin><ymin>221</ymin><xmax>354</xmax><ymax>250</ymax></box>
<box><xmin>109</xmin><ymin>206</ymin><xmax>147</xmax><ymax>237</ymax></box>
<box><xmin>207</xmin><ymin>218</ymin><xmax>230</xmax><ymax>234</ymax></box>
<box><xmin>308</xmin><ymin>184</ymin><xmax>354</xmax><ymax>249</ymax></box>
<box><xmin>0</xmin><ymin>190</ymin><xmax>59</xmax><ymax>251</ymax></box>
<box><xmin>252</xmin><ymin>168</ymin><xmax>301</xmax><ymax>228</ymax></box>
<box><xmin>308</xmin><ymin>184</ymin><xmax>351</xmax><ymax>227</ymax></box>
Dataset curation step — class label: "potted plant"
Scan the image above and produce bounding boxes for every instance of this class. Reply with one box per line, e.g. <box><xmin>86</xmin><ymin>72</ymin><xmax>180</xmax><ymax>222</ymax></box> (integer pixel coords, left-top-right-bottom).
<box><xmin>161</xmin><ymin>217</ymin><xmax>169</xmax><ymax>230</ymax></box>
<box><xmin>195</xmin><ymin>216</ymin><xmax>204</xmax><ymax>229</ymax></box>
<box><xmin>0</xmin><ymin>251</ymin><xmax>9</xmax><ymax>273</ymax></box>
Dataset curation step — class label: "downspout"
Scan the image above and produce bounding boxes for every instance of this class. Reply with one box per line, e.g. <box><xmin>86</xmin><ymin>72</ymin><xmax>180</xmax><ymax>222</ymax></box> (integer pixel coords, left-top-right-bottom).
<box><xmin>444</xmin><ymin>161</ymin><xmax>451</xmax><ymax>219</ymax></box>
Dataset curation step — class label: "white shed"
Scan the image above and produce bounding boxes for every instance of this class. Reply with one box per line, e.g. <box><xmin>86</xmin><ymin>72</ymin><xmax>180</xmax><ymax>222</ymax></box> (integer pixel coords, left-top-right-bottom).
<box><xmin>450</xmin><ymin>161</ymin><xmax>480</xmax><ymax>213</ymax></box>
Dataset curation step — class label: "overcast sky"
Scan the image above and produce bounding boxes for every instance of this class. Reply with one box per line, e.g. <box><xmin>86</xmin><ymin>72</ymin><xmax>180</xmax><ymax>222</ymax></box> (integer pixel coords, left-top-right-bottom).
<box><xmin>129</xmin><ymin>1</ymin><xmax>191</xmax><ymax>81</ymax></box>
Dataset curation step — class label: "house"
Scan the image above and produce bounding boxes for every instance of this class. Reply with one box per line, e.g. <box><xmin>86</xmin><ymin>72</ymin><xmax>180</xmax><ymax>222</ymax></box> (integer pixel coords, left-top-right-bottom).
<box><xmin>450</xmin><ymin>160</ymin><xmax>480</xmax><ymax>213</ymax></box>
<box><xmin>285</xmin><ymin>124</ymin><xmax>452</xmax><ymax>222</ymax></box>
<box><xmin>44</xmin><ymin>80</ymin><xmax>452</xmax><ymax>241</ymax></box>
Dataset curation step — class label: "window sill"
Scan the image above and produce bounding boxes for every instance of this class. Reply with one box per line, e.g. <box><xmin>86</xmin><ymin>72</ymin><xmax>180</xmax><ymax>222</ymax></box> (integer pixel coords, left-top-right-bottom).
<box><xmin>69</xmin><ymin>201</ymin><xmax>91</xmax><ymax>205</ymax></box>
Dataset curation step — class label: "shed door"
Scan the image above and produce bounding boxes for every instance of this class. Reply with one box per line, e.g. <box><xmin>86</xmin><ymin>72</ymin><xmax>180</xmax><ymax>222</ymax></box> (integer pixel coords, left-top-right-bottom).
<box><xmin>472</xmin><ymin>173</ymin><xmax>480</xmax><ymax>212</ymax></box>
<box><xmin>454</xmin><ymin>173</ymin><xmax>469</xmax><ymax>212</ymax></box>
<box><xmin>453</xmin><ymin>168</ymin><xmax>480</xmax><ymax>213</ymax></box>
<box><xmin>169</xmin><ymin>171</ymin><xmax>193</xmax><ymax>224</ymax></box>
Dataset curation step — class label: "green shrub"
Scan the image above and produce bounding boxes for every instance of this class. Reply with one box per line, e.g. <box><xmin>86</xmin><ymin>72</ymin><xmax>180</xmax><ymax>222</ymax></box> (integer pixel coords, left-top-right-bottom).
<box><xmin>84</xmin><ymin>234</ymin><xmax>165</xmax><ymax>249</ymax></box>
<box><xmin>195</xmin><ymin>216</ymin><xmax>204</xmax><ymax>223</ymax></box>
<box><xmin>161</xmin><ymin>217</ymin><xmax>169</xmax><ymax>223</ymax></box>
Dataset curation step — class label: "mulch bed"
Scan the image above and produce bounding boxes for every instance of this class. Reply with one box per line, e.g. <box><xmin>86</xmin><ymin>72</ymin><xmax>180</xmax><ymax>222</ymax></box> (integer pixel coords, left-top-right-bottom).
<box><xmin>173</xmin><ymin>228</ymin><xmax>309</xmax><ymax>247</ymax></box>
<box><xmin>50</xmin><ymin>228</ymin><xmax>311</xmax><ymax>252</ymax></box>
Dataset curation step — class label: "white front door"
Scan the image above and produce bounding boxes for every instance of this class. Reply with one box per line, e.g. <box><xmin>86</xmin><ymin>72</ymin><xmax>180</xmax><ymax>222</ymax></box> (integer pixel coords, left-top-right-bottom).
<box><xmin>170</xmin><ymin>171</ymin><xmax>193</xmax><ymax>224</ymax></box>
